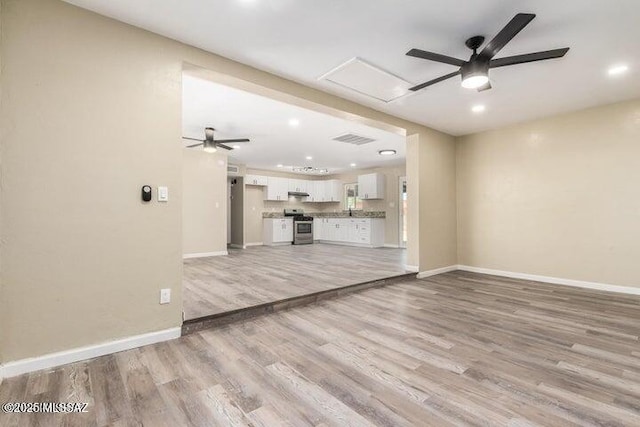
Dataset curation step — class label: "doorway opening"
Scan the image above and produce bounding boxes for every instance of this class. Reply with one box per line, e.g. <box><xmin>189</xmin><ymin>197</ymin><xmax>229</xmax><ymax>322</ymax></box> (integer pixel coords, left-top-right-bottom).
<box><xmin>181</xmin><ymin>64</ymin><xmax>412</xmax><ymax>323</ymax></box>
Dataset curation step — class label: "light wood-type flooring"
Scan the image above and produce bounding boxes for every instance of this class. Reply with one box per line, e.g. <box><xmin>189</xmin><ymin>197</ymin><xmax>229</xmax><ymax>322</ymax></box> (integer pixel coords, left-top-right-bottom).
<box><xmin>183</xmin><ymin>243</ymin><xmax>407</xmax><ymax>319</ymax></box>
<box><xmin>2</xmin><ymin>271</ymin><xmax>639</xmax><ymax>426</ymax></box>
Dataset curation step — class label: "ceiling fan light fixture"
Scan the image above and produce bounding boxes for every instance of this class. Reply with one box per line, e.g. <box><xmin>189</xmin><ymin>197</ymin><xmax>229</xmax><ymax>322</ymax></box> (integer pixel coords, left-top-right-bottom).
<box><xmin>460</xmin><ymin>61</ymin><xmax>490</xmax><ymax>89</ymax></box>
<box><xmin>203</xmin><ymin>139</ymin><xmax>217</xmax><ymax>153</ymax></box>
<box><xmin>461</xmin><ymin>74</ymin><xmax>489</xmax><ymax>89</ymax></box>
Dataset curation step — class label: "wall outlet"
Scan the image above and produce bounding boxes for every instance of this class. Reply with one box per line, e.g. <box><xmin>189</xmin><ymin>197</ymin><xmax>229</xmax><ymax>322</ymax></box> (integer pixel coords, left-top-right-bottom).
<box><xmin>160</xmin><ymin>288</ymin><xmax>171</xmax><ymax>304</ymax></box>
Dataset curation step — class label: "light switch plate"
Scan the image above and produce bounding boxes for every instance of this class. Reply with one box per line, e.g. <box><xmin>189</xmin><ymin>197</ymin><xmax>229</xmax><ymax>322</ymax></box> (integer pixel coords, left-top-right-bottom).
<box><xmin>158</xmin><ymin>186</ymin><xmax>169</xmax><ymax>202</ymax></box>
<box><xmin>160</xmin><ymin>288</ymin><xmax>171</xmax><ymax>304</ymax></box>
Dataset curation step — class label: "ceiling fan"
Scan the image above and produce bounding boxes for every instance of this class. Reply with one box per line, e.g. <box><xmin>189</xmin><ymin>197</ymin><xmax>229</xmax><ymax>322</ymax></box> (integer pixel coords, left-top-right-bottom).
<box><xmin>182</xmin><ymin>127</ymin><xmax>250</xmax><ymax>153</ymax></box>
<box><xmin>406</xmin><ymin>13</ymin><xmax>570</xmax><ymax>92</ymax></box>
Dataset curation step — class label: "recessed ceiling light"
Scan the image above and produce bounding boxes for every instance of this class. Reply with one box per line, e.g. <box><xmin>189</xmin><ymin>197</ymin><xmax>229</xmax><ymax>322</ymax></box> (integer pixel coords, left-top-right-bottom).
<box><xmin>378</xmin><ymin>149</ymin><xmax>396</xmax><ymax>156</ymax></box>
<box><xmin>276</xmin><ymin>164</ymin><xmax>283</xmax><ymax>168</ymax></box>
<box><xmin>289</xmin><ymin>119</ymin><xmax>300</xmax><ymax>127</ymax></box>
<box><xmin>305</xmin><ymin>156</ymin><xmax>313</xmax><ymax>160</ymax></box>
<box><xmin>232</xmin><ymin>145</ymin><xmax>241</xmax><ymax>149</ymax></box>
<box><xmin>608</xmin><ymin>64</ymin><xmax>629</xmax><ymax>76</ymax></box>
<box><xmin>471</xmin><ymin>104</ymin><xmax>486</xmax><ymax>113</ymax></box>
<box><xmin>350</xmin><ymin>163</ymin><xmax>357</xmax><ymax>167</ymax></box>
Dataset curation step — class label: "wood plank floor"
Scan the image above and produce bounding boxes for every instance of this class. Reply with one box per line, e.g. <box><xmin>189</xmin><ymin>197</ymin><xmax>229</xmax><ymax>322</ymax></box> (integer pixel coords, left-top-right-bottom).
<box><xmin>183</xmin><ymin>244</ymin><xmax>407</xmax><ymax>320</ymax></box>
<box><xmin>2</xmin><ymin>271</ymin><xmax>640</xmax><ymax>426</ymax></box>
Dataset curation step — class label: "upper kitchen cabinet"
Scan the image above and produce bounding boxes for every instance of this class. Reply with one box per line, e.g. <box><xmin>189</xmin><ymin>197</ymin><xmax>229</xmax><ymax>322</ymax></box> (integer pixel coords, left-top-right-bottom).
<box><xmin>288</xmin><ymin>179</ymin><xmax>308</xmax><ymax>194</ymax></box>
<box><xmin>304</xmin><ymin>180</ymin><xmax>339</xmax><ymax>203</ymax></box>
<box><xmin>358</xmin><ymin>173</ymin><xmax>385</xmax><ymax>200</ymax></box>
<box><xmin>324</xmin><ymin>180</ymin><xmax>341</xmax><ymax>203</ymax></box>
<box><xmin>245</xmin><ymin>174</ymin><xmax>268</xmax><ymax>186</ymax></box>
<box><xmin>264</xmin><ymin>176</ymin><xmax>289</xmax><ymax>201</ymax></box>
<box><xmin>304</xmin><ymin>180</ymin><xmax>322</xmax><ymax>202</ymax></box>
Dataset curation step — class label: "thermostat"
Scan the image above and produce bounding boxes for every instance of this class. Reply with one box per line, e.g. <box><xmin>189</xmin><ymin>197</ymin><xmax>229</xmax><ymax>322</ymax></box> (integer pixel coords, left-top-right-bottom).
<box><xmin>141</xmin><ymin>185</ymin><xmax>152</xmax><ymax>202</ymax></box>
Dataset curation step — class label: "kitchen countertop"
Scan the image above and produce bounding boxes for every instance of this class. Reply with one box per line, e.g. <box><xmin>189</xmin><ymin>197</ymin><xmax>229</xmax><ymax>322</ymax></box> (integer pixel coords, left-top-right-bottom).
<box><xmin>262</xmin><ymin>211</ymin><xmax>386</xmax><ymax>219</ymax></box>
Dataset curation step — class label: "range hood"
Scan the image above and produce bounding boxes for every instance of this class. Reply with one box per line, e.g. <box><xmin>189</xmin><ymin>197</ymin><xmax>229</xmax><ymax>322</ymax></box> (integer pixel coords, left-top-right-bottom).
<box><xmin>288</xmin><ymin>191</ymin><xmax>309</xmax><ymax>197</ymax></box>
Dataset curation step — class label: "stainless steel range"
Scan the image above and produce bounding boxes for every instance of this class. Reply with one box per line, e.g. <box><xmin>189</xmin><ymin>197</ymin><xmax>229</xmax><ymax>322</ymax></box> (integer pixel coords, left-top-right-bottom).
<box><xmin>284</xmin><ymin>209</ymin><xmax>314</xmax><ymax>245</ymax></box>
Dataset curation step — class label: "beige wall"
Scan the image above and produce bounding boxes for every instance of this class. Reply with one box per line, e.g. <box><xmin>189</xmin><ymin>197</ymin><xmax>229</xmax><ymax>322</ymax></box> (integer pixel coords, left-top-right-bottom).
<box><xmin>457</xmin><ymin>99</ymin><xmax>640</xmax><ymax>287</ymax></box>
<box><xmin>416</xmin><ymin>132</ymin><xmax>458</xmax><ymax>270</ymax></box>
<box><xmin>0</xmin><ymin>0</ymin><xmax>184</xmax><ymax>362</ymax></box>
<box><xmin>182</xmin><ymin>150</ymin><xmax>228</xmax><ymax>255</ymax></box>
<box><xmin>406</xmin><ymin>135</ymin><xmax>420</xmax><ymax>267</ymax></box>
<box><xmin>0</xmin><ymin>0</ymin><xmax>456</xmax><ymax>363</ymax></box>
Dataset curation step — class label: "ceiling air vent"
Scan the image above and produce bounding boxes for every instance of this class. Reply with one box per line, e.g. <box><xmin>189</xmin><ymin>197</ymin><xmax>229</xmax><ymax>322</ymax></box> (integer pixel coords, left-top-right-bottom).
<box><xmin>332</xmin><ymin>133</ymin><xmax>376</xmax><ymax>146</ymax></box>
<box><xmin>227</xmin><ymin>164</ymin><xmax>240</xmax><ymax>175</ymax></box>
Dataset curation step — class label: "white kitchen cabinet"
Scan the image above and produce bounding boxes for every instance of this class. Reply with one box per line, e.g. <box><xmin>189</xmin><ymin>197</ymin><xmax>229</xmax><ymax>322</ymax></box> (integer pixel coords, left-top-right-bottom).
<box><xmin>264</xmin><ymin>177</ymin><xmax>289</xmax><ymax>201</ymax></box>
<box><xmin>324</xmin><ymin>180</ymin><xmax>341</xmax><ymax>203</ymax></box>
<box><xmin>245</xmin><ymin>174</ymin><xmax>268</xmax><ymax>186</ymax></box>
<box><xmin>315</xmin><ymin>217</ymin><xmax>384</xmax><ymax>247</ymax></box>
<box><xmin>358</xmin><ymin>173</ymin><xmax>385</xmax><ymax>200</ymax></box>
<box><xmin>325</xmin><ymin>218</ymin><xmax>349</xmax><ymax>242</ymax></box>
<box><xmin>263</xmin><ymin>218</ymin><xmax>293</xmax><ymax>245</ymax></box>
<box><xmin>313</xmin><ymin>181</ymin><xmax>326</xmax><ymax>202</ymax></box>
<box><xmin>306</xmin><ymin>180</ymin><xmax>326</xmax><ymax>202</ymax></box>
<box><xmin>313</xmin><ymin>218</ymin><xmax>325</xmax><ymax>240</ymax></box>
<box><xmin>288</xmin><ymin>179</ymin><xmax>308</xmax><ymax>194</ymax></box>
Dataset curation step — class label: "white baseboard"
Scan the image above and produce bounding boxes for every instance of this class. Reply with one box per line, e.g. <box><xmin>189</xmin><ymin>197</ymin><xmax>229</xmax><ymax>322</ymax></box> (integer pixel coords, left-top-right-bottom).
<box><xmin>228</xmin><ymin>244</ymin><xmax>245</xmax><ymax>249</ymax></box>
<box><xmin>404</xmin><ymin>264</ymin><xmax>419</xmax><ymax>273</ymax></box>
<box><xmin>0</xmin><ymin>327</ymin><xmax>181</xmax><ymax>379</ymax></box>
<box><xmin>383</xmin><ymin>244</ymin><xmax>400</xmax><ymax>248</ymax></box>
<box><xmin>457</xmin><ymin>265</ymin><xmax>640</xmax><ymax>296</ymax></box>
<box><xmin>244</xmin><ymin>242</ymin><xmax>263</xmax><ymax>247</ymax></box>
<box><xmin>416</xmin><ymin>265</ymin><xmax>458</xmax><ymax>279</ymax></box>
<box><xmin>183</xmin><ymin>251</ymin><xmax>228</xmax><ymax>259</ymax></box>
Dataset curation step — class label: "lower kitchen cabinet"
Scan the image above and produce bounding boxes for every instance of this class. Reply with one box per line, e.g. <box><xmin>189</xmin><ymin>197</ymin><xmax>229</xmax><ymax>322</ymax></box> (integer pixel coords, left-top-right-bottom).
<box><xmin>263</xmin><ymin>218</ymin><xmax>293</xmax><ymax>245</ymax></box>
<box><xmin>314</xmin><ymin>218</ymin><xmax>384</xmax><ymax>248</ymax></box>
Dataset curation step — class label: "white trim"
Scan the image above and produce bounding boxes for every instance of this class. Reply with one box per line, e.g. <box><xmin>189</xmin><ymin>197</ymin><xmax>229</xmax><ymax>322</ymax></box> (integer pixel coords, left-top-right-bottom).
<box><xmin>383</xmin><ymin>243</ymin><xmax>400</xmax><ymax>248</ymax></box>
<box><xmin>404</xmin><ymin>264</ymin><xmax>419</xmax><ymax>273</ymax></box>
<box><xmin>417</xmin><ymin>265</ymin><xmax>458</xmax><ymax>279</ymax></box>
<box><xmin>228</xmin><ymin>244</ymin><xmax>246</xmax><ymax>249</ymax></box>
<box><xmin>457</xmin><ymin>265</ymin><xmax>640</xmax><ymax>295</ymax></box>
<box><xmin>183</xmin><ymin>251</ymin><xmax>228</xmax><ymax>259</ymax></box>
<box><xmin>244</xmin><ymin>242</ymin><xmax>263</xmax><ymax>247</ymax></box>
<box><xmin>0</xmin><ymin>327</ymin><xmax>181</xmax><ymax>379</ymax></box>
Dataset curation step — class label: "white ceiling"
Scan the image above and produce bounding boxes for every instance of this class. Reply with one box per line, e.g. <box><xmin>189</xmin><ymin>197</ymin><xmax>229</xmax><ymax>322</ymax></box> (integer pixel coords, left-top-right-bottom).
<box><xmin>182</xmin><ymin>75</ymin><xmax>405</xmax><ymax>174</ymax></box>
<box><xmin>66</xmin><ymin>0</ymin><xmax>640</xmax><ymax>136</ymax></box>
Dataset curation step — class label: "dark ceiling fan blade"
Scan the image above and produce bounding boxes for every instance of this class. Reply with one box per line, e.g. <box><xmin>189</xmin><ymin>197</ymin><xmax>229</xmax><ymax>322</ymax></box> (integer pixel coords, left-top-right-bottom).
<box><xmin>489</xmin><ymin>48</ymin><xmax>569</xmax><ymax>68</ymax></box>
<box><xmin>406</xmin><ymin>48</ymin><xmax>465</xmax><ymax>67</ymax></box>
<box><xmin>214</xmin><ymin>138</ymin><xmax>250</xmax><ymax>143</ymax></box>
<box><xmin>186</xmin><ymin>143</ymin><xmax>204</xmax><ymax>148</ymax></box>
<box><xmin>478</xmin><ymin>13</ymin><xmax>536</xmax><ymax>61</ymax></box>
<box><xmin>477</xmin><ymin>81</ymin><xmax>492</xmax><ymax>92</ymax></box>
<box><xmin>409</xmin><ymin>71</ymin><xmax>460</xmax><ymax>92</ymax></box>
<box><xmin>216</xmin><ymin>143</ymin><xmax>234</xmax><ymax>151</ymax></box>
<box><xmin>182</xmin><ymin>136</ymin><xmax>203</xmax><ymax>142</ymax></box>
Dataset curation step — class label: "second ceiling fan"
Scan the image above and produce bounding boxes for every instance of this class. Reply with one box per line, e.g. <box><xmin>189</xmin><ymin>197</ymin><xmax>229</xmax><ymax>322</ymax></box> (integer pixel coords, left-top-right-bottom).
<box><xmin>406</xmin><ymin>13</ymin><xmax>570</xmax><ymax>92</ymax></box>
<box><xmin>182</xmin><ymin>127</ymin><xmax>250</xmax><ymax>153</ymax></box>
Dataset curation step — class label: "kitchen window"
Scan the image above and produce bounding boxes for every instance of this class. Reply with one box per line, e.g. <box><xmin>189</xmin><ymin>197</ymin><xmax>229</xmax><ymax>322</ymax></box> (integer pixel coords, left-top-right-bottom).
<box><xmin>344</xmin><ymin>183</ymin><xmax>362</xmax><ymax>210</ymax></box>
